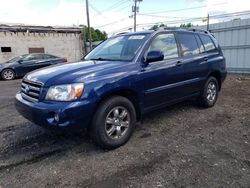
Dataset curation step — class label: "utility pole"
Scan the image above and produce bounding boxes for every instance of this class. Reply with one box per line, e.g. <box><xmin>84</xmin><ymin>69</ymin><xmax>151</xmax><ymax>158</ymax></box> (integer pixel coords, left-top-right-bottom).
<box><xmin>132</xmin><ymin>0</ymin><xmax>142</xmax><ymax>32</ymax></box>
<box><xmin>133</xmin><ymin>0</ymin><xmax>137</xmax><ymax>32</ymax></box>
<box><xmin>207</xmin><ymin>14</ymin><xmax>210</xmax><ymax>31</ymax></box>
<box><xmin>85</xmin><ymin>0</ymin><xmax>92</xmax><ymax>50</ymax></box>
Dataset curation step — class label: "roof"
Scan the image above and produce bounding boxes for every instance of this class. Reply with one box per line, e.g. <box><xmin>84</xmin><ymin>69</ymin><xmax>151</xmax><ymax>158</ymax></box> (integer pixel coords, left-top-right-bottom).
<box><xmin>115</xmin><ymin>28</ymin><xmax>209</xmax><ymax>37</ymax></box>
<box><xmin>0</xmin><ymin>24</ymin><xmax>82</xmax><ymax>34</ymax></box>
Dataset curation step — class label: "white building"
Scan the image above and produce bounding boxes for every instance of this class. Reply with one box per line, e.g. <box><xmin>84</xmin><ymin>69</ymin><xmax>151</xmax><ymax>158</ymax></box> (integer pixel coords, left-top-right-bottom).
<box><xmin>0</xmin><ymin>24</ymin><xmax>84</xmax><ymax>63</ymax></box>
<box><xmin>198</xmin><ymin>18</ymin><xmax>250</xmax><ymax>73</ymax></box>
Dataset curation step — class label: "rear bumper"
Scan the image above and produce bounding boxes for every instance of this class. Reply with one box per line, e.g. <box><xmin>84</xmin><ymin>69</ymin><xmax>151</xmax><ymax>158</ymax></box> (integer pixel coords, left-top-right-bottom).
<box><xmin>15</xmin><ymin>92</ymin><xmax>95</xmax><ymax>130</ymax></box>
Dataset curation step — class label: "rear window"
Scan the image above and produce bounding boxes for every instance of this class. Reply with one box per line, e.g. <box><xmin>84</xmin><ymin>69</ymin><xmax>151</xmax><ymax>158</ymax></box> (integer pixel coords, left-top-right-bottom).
<box><xmin>176</xmin><ymin>33</ymin><xmax>199</xmax><ymax>57</ymax></box>
<box><xmin>199</xmin><ymin>34</ymin><xmax>216</xmax><ymax>51</ymax></box>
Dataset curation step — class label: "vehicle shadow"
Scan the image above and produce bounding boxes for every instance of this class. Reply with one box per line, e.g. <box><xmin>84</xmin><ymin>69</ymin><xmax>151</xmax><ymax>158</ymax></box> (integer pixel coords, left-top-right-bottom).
<box><xmin>0</xmin><ymin>122</ymin><xmax>100</xmax><ymax>172</ymax></box>
<box><xmin>0</xmin><ymin>99</ymin><xmax>201</xmax><ymax>172</ymax></box>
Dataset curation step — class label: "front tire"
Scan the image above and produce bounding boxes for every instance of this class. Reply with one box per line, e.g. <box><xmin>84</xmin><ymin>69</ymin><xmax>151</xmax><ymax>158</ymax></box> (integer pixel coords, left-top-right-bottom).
<box><xmin>90</xmin><ymin>96</ymin><xmax>136</xmax><ymax>150</ymax></box>
<box><xmin>198</xmin><ymin>76</ymin><xmax>219</xmax><ymax>108</ymax></box>
<box><xmin>1</xmin><ymin>69</ymin><xmax>15</xmax><ymax>80</ymax></box>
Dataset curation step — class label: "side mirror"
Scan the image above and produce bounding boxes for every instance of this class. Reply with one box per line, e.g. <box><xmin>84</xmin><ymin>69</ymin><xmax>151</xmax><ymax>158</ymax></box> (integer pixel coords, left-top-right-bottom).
<box><xmin>146</xmin><ymin>50</ymin><xmax>164</xmax><ymax>63</ymax></box>
<box><xmin>17</xmin><ymin>59</ymin><xmax>23</xmax><ymax>63</ymax></box>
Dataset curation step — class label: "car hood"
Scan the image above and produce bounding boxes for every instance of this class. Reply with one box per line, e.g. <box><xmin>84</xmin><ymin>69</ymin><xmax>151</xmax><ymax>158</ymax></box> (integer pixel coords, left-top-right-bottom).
<box><xmin>0</xmin><ymin>62</ymin><xmax>17</xmax><ymax>69</ymax></box>
<box><xmin>25</xmin><ymin>60</ymin><xmax>129</xmax><ymax>86</ymax></box>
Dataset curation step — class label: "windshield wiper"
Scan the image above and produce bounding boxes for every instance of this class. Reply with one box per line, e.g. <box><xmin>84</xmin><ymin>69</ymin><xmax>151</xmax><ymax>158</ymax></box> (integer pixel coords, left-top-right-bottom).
<box><xmin>89</xmin><ymin>57</ymin><xmax>116</xmax><ymax>61</ymax></box>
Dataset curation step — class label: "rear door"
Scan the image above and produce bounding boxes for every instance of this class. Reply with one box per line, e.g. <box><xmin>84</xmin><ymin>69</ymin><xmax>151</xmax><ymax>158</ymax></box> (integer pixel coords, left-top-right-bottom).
<box><xmin>35</xmin><ymin>54</ymin><xmax>61</xmax><ymax>68</ymax></box>
<box><xmin>199</xmin><ymin>34</ymin><xmax>221</xmax><ymax>70</ymax></box>
<box><xmin>175</xmin><ymin>32</ymin><xmax>209</xmax><ymax>95</ymax></box>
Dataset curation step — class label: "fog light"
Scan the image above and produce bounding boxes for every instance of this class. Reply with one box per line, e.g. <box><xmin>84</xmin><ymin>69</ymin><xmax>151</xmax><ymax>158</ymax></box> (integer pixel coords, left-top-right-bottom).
<box><xmin>54</xmin><ymin>113</ymin><xmax>60</xmax><ymax>122</ymax></box>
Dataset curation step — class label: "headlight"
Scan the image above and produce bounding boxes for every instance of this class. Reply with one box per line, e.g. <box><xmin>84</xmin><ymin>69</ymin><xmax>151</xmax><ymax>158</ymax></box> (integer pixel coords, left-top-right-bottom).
<box><xmin>45</xmin><ymin>83</ymin><xmax>84</xmax><ymax>101</ymax></box>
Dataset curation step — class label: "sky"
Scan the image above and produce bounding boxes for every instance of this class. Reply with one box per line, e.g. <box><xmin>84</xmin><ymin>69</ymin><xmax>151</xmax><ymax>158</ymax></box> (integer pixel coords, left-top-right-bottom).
<box><xmin>0</xmin><ymin>0</ymin><xmax>249</xmax><ymax>35</ymax></box>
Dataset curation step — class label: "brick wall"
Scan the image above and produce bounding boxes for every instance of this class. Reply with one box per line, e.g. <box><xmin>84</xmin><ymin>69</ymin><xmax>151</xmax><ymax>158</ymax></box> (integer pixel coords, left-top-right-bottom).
<box><xmin>0</xmin><ymin>31</ymin><xmax>84</xmax><ymax>63</ymax></box>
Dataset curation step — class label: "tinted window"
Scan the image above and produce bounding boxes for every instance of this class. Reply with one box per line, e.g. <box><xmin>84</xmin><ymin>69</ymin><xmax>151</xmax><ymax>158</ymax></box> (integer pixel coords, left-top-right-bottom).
<box><xmin>43</xmin><ymin>54</ymin><xmax>57</xmax><ymax>59</ymax></box>
<box><xmin>195</xmin><ymin>34</ymin><xmax>205</xmax><ymax>53</ymax></box>
<box><xmin>199</xmin><ymin>34</ymin><xmax>216</xmax><ymax>51</ymax></box>
<box><xmin>34</xmin><ymin>54</ymin><xmax>44</xmax><ymax>60</ymax></box>
<box><xmin>148</xmin><ymin>33</ymin><xmax>178</xmax><ymax>60</ymax></box>
<box><xmin>22</xmin><ymin>54</ymin><xmax>37</xmax><ymax>61</ymax></box>
<box><xmin>176</xmin><ymin>33</ymin><xmax>199</xmax><ymax>57</ymax></box>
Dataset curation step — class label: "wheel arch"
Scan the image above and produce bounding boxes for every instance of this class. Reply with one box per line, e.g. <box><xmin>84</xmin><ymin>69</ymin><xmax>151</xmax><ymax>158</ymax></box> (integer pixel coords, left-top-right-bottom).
<box><xmin>208</xmin><ymin>71</ymin><xmax>222</xmax><ymax>91</ymax></box>
<box><xmin>95</xmin><ymin>88</ymin><xmax>142</xmax><ymax>122</ymax></box>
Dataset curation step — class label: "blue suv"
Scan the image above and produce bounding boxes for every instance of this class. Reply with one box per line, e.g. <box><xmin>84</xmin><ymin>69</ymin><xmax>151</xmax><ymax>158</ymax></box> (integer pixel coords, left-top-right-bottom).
<box><xmin>15</xmin><ymin>29</ymin><xmax>227</xmax><ymax>149</ymax></box>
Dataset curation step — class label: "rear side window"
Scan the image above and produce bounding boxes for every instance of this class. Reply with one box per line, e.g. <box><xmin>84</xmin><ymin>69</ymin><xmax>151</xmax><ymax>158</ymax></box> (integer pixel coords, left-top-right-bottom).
<box><xmin>44</xmin><ymin>54</ymin><xmax>57</xmax><ymax>59</ymax></box>
<box><xmin>34</xmin><ymin>54</ymin><xmax>44</xmax><ymax>60</ymax></box>
<box><xmin>148</xmin><ymin>33</ymin><xmax>178</xmax><ymax>60</ymax></box>
<box><xmin>176</xmin><ymin>33</ymin><xmax>199</xmax><ymax>57</ymax></box>
<box><xmin>199</xmin><ymin>34</ymin><xmax>216</xmax><ymax>51</ymax></box>
<box><xmin>195</xmin><ymin>34</ymin><xmax>205</xmax><ymax>53</ymax></box>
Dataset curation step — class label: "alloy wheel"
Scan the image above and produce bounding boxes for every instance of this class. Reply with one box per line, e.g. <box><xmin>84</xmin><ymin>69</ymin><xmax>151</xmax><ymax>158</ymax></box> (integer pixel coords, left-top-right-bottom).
<box><xmin>105</xmin><ymin>106</ymin><xmax>130</xmax><ymax>140</ymax></box>
<box><xmin>2</xmin><ymin>70</ymin><xmax>14</xmax><ymax>80</ymax></box>
<box><xmin>206</xmin><ymin>81</ymin><xmax>217</xmax><ymax>103</ymax></box>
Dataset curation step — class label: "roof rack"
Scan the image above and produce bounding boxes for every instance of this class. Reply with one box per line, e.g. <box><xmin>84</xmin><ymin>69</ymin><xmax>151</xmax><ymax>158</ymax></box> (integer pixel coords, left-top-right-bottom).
<box><xmin>111</xmin><ymin>32</ymin><xmax>129</xmax><ymax>37</ymax></box>
<box><xmin>187</xmin><ymin>28</ymin><xmax>209</xmax><ymax>34</ymax></box>
<box><xmin>155</xmin><ymin>26</ymin><xmax>210</xmax><ymax>34</ymax></box>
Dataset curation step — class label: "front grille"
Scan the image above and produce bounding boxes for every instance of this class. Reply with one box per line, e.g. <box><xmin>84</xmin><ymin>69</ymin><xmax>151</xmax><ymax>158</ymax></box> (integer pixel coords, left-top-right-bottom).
<box><xmin>21</xmin><ymin>79</ymin><xmax>42</xmax><ymax>102</ymax></box>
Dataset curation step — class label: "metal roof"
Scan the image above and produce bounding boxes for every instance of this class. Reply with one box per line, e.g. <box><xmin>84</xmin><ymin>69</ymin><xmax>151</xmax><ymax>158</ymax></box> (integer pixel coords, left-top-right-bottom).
<box><xmin>0</xmin><ymin>24</ymin><xmax>82</xmax><ymax>33</ymax></box>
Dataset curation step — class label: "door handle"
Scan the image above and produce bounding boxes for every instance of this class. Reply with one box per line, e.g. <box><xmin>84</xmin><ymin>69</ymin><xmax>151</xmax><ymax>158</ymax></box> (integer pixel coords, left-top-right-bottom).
<box><xmin>204</xmin><ymin>57</ymin><xmax>208</xmax><ymax>61</ymax></box>
<box><xmin>176</xmin><ymin>61</ymin><xmax>183</xmax><ymax>67</ymax></box>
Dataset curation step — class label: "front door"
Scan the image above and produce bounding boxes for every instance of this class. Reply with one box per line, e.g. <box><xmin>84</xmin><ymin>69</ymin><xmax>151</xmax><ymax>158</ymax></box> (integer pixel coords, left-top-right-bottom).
<box><xmin>139</xmin><ymin>33</ymin><xmax>187</xmax><ymax>111</ymax></box>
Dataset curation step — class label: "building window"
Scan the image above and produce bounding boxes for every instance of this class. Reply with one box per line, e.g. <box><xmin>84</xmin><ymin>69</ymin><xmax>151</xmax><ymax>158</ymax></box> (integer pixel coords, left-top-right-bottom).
<box><xmin>1</xmin><ymin>47</ymin><xmax>12</xmax><ymax>52</ymax></box>
<box><xmin>28</xmin><ymin>48</ymin><xmax>45</xmax><ymax>53</ymax></box>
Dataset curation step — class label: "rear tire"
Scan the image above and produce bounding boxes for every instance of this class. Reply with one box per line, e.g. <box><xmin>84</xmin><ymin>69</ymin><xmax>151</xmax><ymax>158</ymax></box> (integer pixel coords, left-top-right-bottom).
<box><xmin>198</xmin><ymin>76</ymin><xmax>219</xmax><ymax>108</ymax></box>
<box><xmin>90</xmin><ymin>96</ymin><xmax>136</xmax><ymax>150</ymax></box>
<box><xmin>1</xmin><ymin>69</ymin><xmax>15</xmax><ymax>80</ymax></box>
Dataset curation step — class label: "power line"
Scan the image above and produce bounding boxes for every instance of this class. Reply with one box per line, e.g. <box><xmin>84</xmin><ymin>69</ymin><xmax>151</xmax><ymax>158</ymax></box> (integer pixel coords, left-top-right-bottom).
<box><xmin>96</xmin><ymin>16</ymin><xmax>132</xmax><ymax>28</ymax></box>
<box><xmin>107</xmin><ymin>11</ymin><xmax>250</xmax><ymax>34</ymax></box>
<box><xmin>141</xmin><ymin>2</ymin><xmax>227</xmax><ymax>15</ymax></box>
<box><xmin>101</xmin><ymin>0</ymin><xmax>128</xmax><ymax>13</ymax></box>
<box><xmin>138</xmin><ymin>13</ymin><xmax>197</xmax><ymax>19</ymax></box>
<box><xmin>136</xmin><ymin>11</ymin><xmax>250</xmax><ymax>27</ymax></box>
<box><xmin>111</xmin><ymin>4</ymin><xmax>131</xmax><ymax>14</ymax></box>
<box><xmin>90</xmin><ymin>0</ymin><xmax>130</xmax><ymax>18</ymax></box>
<box><xmin>95</xmin><ymin>1</ymin><xmax>227</xmax><ymax>31</ymax></box>
<box><xmin>89</xmin><ymin>2</ymin><xmax>102</xmax><ymax>15</ymax></box>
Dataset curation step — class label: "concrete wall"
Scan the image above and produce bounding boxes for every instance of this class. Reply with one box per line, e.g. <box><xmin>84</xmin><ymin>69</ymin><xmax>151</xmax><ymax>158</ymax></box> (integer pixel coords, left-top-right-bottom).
<box><xmin>0</xmin><ymin>31</ymin><xmax>84</xmax><ymax>63</ymax></box>
<box><xmin>198</xmin><ymin>18</ymin><xmax>250</xmax><ymax>73</ymax></box>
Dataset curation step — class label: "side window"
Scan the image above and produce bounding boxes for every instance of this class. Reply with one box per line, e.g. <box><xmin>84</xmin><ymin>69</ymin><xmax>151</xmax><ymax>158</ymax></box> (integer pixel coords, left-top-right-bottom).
<box><xmin>22</xmin><ymin>54</ymin><xmax>36</xmax><ymax>62</ymax></box>
<box><xmin>199</xmin><ymin>34</ymin><xmax>216</xmax><ymax>52</ymax></box>
<box><xmin>195</xmin><ymin>34</ymin><xmax>205</xmax><ymax>53</ymax></box>
<box><xmin>148</xmin><ymin>33</ymin><xmax>178</xmax><ymax>60</ymax></box>
<box><xmin>43</xmin><ymin>54</ymin><xmax>55</xmax><ymax>59</ymax></box>
<box><xmin>34</xmin><ymin>54</ymin><xmax>44</xmax><ymax>60</ymax></box>
<box><xmin>176</xmin><ymin>33</ymin><xmax>199</xmax><ymax>57</ymax></box>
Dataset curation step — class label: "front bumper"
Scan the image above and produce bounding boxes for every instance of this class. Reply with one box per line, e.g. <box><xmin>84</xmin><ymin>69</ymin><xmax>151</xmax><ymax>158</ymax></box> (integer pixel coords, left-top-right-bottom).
<box><xmin>15</xmin><ymin>92</ymin><xmax>95</xmax><ymax>130</ymax></box>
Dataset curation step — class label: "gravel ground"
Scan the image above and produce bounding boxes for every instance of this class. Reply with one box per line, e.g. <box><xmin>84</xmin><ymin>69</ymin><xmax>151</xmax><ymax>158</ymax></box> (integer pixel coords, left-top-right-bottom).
<box><xmin>0</xmin><ymin>75</ymin><xmax>249</xmax><ymax>188</ymax></box>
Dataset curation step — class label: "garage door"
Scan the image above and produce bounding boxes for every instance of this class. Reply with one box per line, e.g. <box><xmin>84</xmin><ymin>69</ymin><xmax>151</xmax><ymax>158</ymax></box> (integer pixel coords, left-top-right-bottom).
<box><xmin>29</xmin><ymin>48</ymin><xmax>45</xmax><ymax>53</ymax></box>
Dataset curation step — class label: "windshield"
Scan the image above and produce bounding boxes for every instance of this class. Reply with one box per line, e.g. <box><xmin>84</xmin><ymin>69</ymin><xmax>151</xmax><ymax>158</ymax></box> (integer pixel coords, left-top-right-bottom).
<box><xmin>85</xmin><ymin>34</ymin><xmax>149</xmax><ymax>62</ymax></box>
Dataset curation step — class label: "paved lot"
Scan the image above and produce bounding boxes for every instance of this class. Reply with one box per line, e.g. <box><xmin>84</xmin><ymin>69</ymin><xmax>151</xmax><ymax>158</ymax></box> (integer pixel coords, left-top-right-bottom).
<box><xmin>0</xmin><ymin>75</ymin><xmax>249</xmax><ymax>188</ymax></box>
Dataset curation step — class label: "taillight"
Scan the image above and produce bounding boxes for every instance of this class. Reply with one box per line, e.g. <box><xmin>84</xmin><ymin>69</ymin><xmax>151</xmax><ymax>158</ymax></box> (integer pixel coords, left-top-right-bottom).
<box><xmin>63</xmin><ymin>58</ymin><xmax>68</xmax><ymax>63</ymax></box>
